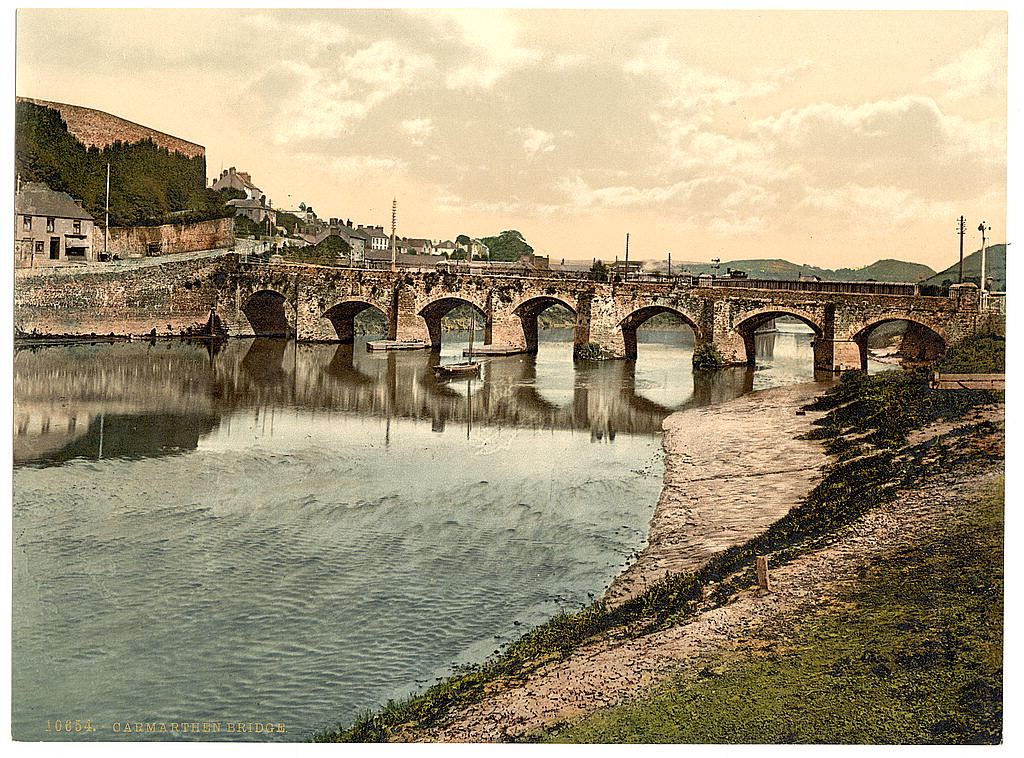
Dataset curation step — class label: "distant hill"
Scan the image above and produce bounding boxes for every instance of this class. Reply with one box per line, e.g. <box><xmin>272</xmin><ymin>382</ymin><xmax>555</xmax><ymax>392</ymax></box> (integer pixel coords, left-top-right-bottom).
<box><xmin>920</xmin><ymin>244</ymin><xmax>1006</xmax><ymax>292</ymax></box>
<box><xmin>665</xmin><ymin>258</ymin><xmax>936</xmax><ymax>283</ymax></box>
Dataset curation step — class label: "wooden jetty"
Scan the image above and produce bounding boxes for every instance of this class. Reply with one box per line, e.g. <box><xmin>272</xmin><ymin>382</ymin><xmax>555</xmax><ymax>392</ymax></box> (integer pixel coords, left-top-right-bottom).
<box><xmin>463</xmin><ymin>344</ymin><xmax>526</xmax><ymax>356</ymax></box>
<box><xmin>366</xmin><ymin>339</ymin><xmax>428</xmax><ymax>351</ymax></box>
<box><xmin>930</xmin><ymin>372</ymin><xmax>1005</xmax><ymax>391</ymax></box>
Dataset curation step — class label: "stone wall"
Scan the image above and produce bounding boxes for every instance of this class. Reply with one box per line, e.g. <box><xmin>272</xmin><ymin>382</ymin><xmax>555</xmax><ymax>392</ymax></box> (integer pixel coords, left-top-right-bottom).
<box><xmin>14</xmin><ymin>256</ymin><xmax>233</xmax><ymax>338</ymax></box>
<box><xmin>93</xmin><ymin>218</ymin><xmax>234</xmax><ymax>257</ymax></box>
<box><xmin>17</xmin><ymin>97</ymin><xmax>205</xmax><ymax>158</ymax></box>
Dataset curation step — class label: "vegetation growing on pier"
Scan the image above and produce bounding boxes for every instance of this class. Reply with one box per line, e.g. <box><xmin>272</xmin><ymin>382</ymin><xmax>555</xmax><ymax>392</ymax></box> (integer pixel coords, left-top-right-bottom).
<box><xmin>313</xmin><ymin>334</ymin><xmax>1003</xmax><ymax>744</ymax></box>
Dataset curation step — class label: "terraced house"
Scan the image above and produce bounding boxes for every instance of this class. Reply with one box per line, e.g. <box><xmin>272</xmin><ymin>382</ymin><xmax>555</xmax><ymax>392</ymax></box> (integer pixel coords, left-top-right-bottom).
<box><xmin>15</xmin><ymin>181</ymin><xmax>94</xmax><ymax>267</ymax></box>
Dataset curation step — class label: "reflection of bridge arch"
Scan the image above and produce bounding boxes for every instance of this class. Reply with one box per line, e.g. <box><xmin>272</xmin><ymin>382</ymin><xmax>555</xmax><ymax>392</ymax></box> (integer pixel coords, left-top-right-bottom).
<box><xmin>619</xmin><ymin>306</ymin><xmax>698</xmax><ymax>360</ymax></box>
<box><xmin>732</xmin><ymin>308</ymin><xmax>823</xmax><ymax>366</ymax></box>
<box><xmin>418</xmin><ymin>296</ymin><xmax>487</xmax><ymax>349</ymax></box>
<box><xmin>849</xmin><ymin>316</ymin><xmax>948</xmax><ymax>370</ymax></box>
<box><xmin>513</xmin><ymin>296</ymin><xmax>578</xmax><ymax>353</ymax></box>
<box><xmin>322</xmin><ymin>298</ymin><xmax>389</xmax><ymax>343</ymax></box>
<box><xmin>242</xmin><ymin>290</ymin><xmax>294</xmax><ymax>337</ymax></box>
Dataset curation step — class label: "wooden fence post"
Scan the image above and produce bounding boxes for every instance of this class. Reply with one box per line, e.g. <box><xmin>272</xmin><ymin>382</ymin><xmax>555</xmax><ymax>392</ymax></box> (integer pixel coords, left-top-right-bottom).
<box><xmin>756</xmin><ymin>555</ymin><xmax>772</xmax><ymax>594</ymax></box>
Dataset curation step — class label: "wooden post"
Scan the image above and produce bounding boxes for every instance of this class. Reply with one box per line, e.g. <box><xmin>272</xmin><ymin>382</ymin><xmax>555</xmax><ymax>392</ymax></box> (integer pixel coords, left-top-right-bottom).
<box><xmin>756</xmin><ymin>555</ymin><xmax>772</xmax><ymax>593</ymax></box>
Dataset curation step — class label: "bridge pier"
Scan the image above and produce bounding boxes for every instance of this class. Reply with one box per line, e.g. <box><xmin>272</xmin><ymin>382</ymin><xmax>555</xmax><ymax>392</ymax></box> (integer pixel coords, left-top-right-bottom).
<box><xmin>393</xmin><ymin>286</ymin><xmax>432</xmax><ymax>344</ymax></box>
<box><xmin>817</xmin><ymin>339</ymin><xmax>864</xmax><ymax>372</ymax></box>
<box><xmin>487</xmin><ymin>298</ymin><xmax>529</xmax><ymax>351</ymax></box>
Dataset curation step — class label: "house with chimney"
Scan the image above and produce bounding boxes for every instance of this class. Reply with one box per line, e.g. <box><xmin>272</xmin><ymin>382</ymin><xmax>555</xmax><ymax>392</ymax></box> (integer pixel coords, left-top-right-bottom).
<box><xmin>15</xmin><ymin>181</ymin><xmax>95</xmax><ymax>267</ymax></box>
<box><xmin>212</xmin><ymin>167</ymin><xmax>277</xmax><ymax>226</ymax></box>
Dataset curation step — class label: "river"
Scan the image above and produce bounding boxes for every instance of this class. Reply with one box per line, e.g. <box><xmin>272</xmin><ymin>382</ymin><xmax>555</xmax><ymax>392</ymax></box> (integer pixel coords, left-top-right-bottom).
<box><xmin>12</xmin><ymin>325</ymin><xmax>849</xmax><ymax>741</ymax></box>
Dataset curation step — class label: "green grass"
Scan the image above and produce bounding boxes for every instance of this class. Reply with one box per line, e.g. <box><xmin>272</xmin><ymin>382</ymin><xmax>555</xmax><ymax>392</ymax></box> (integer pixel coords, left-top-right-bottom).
<box><xmin>541</xmin><ymin>479</ymin><xmax>1003</xmax><ymax>744</ymax></box>
<box><xmin>313</xmin><ymin>334</ymin><xmax>1004</xmax><ymax>743</ymax></box>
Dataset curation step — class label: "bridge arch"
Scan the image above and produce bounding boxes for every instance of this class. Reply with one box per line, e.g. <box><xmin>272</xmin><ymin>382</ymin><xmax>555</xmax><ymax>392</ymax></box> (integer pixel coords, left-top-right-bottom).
<box><xmin>731</xmin><ymin>308</ymin><xmax>823</xmax><ymax>366</ymax></box>
<box><xmin>848</xmin><ymin>315</ymin><xmax>948</xmax><ymax>370</ymax></box>
<box><xmin>322</xmin><ymin>298</ymin><xmax>389</xmax><ymax>343</ymax></box>
<box><xmin>618</xmin><ymin>306</ymin><xmax>699</xmax><ymax>360</ymax></box>
<box><xmin>513</xmin><ymin>295</ymin><xmax>578</xmax><ymax>353</ymax></box>
<box><xmin>417</xmin><ymin>296</ymin><xmax>487</xmax><ymax>349</ymax></box>
<box><xmin>241</xmin><ymin>289</ymin><xmax>294</xmax><ymax>337</ymax></box>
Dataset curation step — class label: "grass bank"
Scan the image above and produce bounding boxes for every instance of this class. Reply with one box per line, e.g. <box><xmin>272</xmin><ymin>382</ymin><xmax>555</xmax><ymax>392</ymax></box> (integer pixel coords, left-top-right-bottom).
<box><xmin>313</xmin><ymin>334</ymin><xmax>1003</xmax><ymax>743</ymax></box>
<box><xmin>541</xmin><ymin>477</ymin><xmax>1003</xmax><ymax>744</ymax></box>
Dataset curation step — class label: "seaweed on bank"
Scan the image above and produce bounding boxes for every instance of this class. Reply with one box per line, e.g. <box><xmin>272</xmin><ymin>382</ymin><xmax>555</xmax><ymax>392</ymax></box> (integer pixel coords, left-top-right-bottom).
<box><xmin>313</xmin><ymin>334</ymin><xmax>1004</xmax><ymax>743</ymax></box>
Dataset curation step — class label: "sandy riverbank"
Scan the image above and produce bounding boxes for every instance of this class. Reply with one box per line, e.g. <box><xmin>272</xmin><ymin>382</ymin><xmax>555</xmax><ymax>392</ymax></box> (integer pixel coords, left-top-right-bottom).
<box><xmin>605</xmin><ymin>381</ymin><xmax>833</xmax><ymax>605</ymax></box>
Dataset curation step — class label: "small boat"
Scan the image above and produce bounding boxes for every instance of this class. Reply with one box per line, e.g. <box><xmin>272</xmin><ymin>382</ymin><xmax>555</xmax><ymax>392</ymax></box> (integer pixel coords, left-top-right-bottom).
<box><xmin>433</xmin><ymin>361</ymin><xmax>480</xmax><ymax>378</ymax></box>
<box><xmin>435</xmin><ymin>308</ymin><xmax>481</xmax><ymax>378</ymax></box>
<box><xmin>366</xmin><ymin>339</ymin><xmax>428</xmax><ymax>351</ymax></box>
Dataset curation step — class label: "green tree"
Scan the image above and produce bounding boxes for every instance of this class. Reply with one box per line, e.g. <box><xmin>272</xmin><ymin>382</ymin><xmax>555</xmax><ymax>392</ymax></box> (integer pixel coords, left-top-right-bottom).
<box><xmin>480</xmin><ymin>229</ymin><xmax>534</xmax><ymax>262</ymax></box>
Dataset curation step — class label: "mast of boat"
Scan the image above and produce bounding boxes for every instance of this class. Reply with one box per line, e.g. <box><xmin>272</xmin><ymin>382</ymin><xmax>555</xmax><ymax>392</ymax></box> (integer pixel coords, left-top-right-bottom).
<box><xmin>468</xmin><ymin>307</ymin><xmax>476</xmax><ymax>359</ymax></box>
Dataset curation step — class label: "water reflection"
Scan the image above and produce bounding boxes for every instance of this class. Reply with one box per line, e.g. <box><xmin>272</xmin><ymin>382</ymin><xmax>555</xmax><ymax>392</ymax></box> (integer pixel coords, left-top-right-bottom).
<box><xmin>13</xmin><ymin>328</ymin><xmax>827</xmax><ymax>466</ymax></box>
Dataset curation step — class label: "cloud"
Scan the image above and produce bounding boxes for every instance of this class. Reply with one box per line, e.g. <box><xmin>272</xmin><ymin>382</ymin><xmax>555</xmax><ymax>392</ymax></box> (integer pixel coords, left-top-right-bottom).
<box><xmin>928</xmin><ymin>27</ymin><xmax>1006</xmax><ymax>100</ymax></box>
<box><xmin>753</xmin><ymin>96</ymin><xmax>1005</xmax><ymax>198</ymax></box>
<box><xmin>417</xmin><ymin>8</ymin><xmax>542</xmax><ymax>90</ymax></box>
<box><xmin>250</xmin><ymin>39</ymin><xmax>434</xmax><ymax>143</ymax></box>
<box><xmin>518</xmin><ymin>127</ymin><xmax>556</xmax><ymax>155</ymax></box>
<box><xmin>295</xmin><ymin>152</ymin><xmax>408</xmax><ymax>176</ymax></box>
<box><xmin>401</xmin><ymin>117</ymin><xmax>434</xmax><ymax>145</ymax></box>
<box><xmin>798</xmin><ymin>183</ymin><xmax>956</xmax><ymax>226</ymax></box>
<box><xmin>626</xmin><ymin>38</ymin><xmax>809</xmax><ymax>124</ymax></box>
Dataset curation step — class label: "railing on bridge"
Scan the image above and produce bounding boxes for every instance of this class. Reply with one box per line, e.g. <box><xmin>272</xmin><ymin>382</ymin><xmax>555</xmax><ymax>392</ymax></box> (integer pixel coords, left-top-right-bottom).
<box><xmin>237</xmin><ymin>256</ymin><xmax>945</xmax><ymax>296</ymax></box>
<box><xmin>707</xmin><ymin>278</ymin><xmax>922</xmax><ymax>296</ymax></box>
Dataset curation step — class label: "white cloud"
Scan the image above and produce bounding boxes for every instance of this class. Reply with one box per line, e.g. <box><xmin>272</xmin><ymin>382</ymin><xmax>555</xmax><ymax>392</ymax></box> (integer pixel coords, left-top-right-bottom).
<box><xmin>518</xmin><ymin>127</ymin><xmax>556</xmax><ymax>155</ymax></box>
<box><xmin>401</xmin><ymin>117</ymin><xmax>434</xmax><ymax>145</ymax></box>
<box><xmin>753</xmin><ymin>96</ymin><xmax>1005</xmax><ymax>198</ymax></box>
<box><xmin>296</xmin><ymin>152</ymin><xmax>408</xmax><ymax>176</ymax></box>
<box><xmin>928</xmin><ymin>27</ymin><xmax>1006</xmax><ymax>100</ymax></box>
<box><xmin>798</xmin><ymin>183</ymin><xmax>956</xmax><ymax>226</ymax></box>
<box><xmin>253</xmin><ymin>40</ymin><xmax>434</xmax><ymax>143</ymax></box>
<box><xmin>420</xmin><ymin>8</ymin><xmax>542</xmax><ymax>90</ymax></box>
<box><xmin>626</xmin><ymin>38</ymin><xmax>809</xmax><ymax>125</ymax></box>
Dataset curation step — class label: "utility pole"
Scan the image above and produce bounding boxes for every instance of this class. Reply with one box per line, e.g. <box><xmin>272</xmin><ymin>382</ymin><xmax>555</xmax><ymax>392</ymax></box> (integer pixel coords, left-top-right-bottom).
<box><xmin>390</xmin><ymin>197</ymin><xmax>397</xmax><ymax>272</ymax></box>
<box><xmin>978</xmin><ymin>221</ymin><xmax>990</xmax><ymax>294</ymax></box>
<box><xmin>104</xmin><ymin>162</ymin><xmax>110</xmax><ymax>262</ymax></box>
<box><xmin>624</xmin><ymin>233</ymin><xmax>630</xmax><ymax>280</ymax></box>
<box><xmin>957</xmin><ymin>215</ymin><xmax>966</xmax><ymax>283</ymax></box>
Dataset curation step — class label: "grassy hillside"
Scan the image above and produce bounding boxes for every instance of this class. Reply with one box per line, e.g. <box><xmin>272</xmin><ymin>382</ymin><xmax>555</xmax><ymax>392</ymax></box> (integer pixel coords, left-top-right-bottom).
<box><xmin>920</xmin><ymin>245</ymin><xmax>1006</xmax><ymax>292</ymax></box>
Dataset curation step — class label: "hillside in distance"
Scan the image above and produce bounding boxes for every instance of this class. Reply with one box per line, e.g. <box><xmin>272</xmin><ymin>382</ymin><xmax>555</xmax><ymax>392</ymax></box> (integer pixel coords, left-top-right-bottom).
<box><xmin>920</xmin><ymin>244</ymin><xmax>1006</xmax><ymax>292</ymax></box>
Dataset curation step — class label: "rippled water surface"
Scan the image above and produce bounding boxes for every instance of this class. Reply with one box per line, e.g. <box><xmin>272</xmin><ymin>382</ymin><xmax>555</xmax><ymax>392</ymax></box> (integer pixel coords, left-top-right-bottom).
<box><xmin>13</xmin><ymin>326</ymin><xmax>830</xmax><ymax>740</ymax></box>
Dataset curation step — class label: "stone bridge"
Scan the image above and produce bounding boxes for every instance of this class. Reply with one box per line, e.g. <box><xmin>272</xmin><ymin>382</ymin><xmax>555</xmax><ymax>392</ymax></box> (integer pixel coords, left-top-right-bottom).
<box><xmin>13</xmin><ymin>254</ymin><xmax>986</xmax><ymax>372</ymax></box>
<box><xmin>224</xmin><ymin>260</ymin><xmax>983</xmax><ymax>372</ymax></box>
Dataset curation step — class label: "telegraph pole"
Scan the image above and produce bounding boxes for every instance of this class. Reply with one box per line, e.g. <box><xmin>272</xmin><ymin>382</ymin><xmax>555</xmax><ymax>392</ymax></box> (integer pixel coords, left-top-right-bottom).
<box><xmin>104</xmin><ymin>162</ymin><xmax>111</xmax><ymax>262</ymax></box>
<box><xmin>624</xmin><ymin>232</ymin><xmax>630</xmax><ymax>279</ymax></box>
<box><xmin>956</xmin><ymin>215</ymin><xmax>966</xmax><ymax>283</ymax></box>
<box><xmin>978</xmin><ymin>221</ymin><xmax>990</xmax><ymax>294</ymax></box>
<box><xmin>390</xmin><ymin>198</ymin><xmax>397</xmax><ymax>271</ymax></box>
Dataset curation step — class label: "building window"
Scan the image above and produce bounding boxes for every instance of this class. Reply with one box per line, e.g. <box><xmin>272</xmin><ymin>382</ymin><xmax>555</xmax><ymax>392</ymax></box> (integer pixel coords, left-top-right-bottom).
<box><xmin>73</xmin><ymin>220</ymin><xmax>81</xmax><ymax>234</ymax></box>
<box><xmin>46</xmin><ymin>217</ymin><xmax>55</xmax><ymax>232</ymax></box>
<box><xmin>23</xmin><ymin>216</ymin><xmax>31</xmax><ymax>231</ymax></box>
<box><xmin>34</xmin><ymin>241</ymin><xmax>44</xmax><ymax>253</ymax></box>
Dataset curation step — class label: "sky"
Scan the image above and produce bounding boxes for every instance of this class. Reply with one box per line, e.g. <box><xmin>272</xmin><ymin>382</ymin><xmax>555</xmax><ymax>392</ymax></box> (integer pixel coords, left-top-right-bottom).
<box><xmin>14</xmin><ymin>7</ymin><xmax>1009</xmax><ymax>270</ymax></box>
